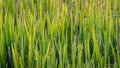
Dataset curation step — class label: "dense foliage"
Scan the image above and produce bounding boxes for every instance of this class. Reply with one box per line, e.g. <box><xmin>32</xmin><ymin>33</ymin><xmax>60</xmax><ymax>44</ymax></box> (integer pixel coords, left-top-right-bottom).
<box><xmin>0</xmin><ymin>0</ymin><xmax>120</xmax><ymax>68</ymax></box>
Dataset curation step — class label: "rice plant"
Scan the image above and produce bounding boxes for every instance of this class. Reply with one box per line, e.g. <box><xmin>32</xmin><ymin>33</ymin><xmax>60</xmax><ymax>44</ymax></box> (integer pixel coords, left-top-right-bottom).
<box><xmin>0</xmin><ymin>0</ymin><xmax>120</xmax><ymax>68</ymax></box>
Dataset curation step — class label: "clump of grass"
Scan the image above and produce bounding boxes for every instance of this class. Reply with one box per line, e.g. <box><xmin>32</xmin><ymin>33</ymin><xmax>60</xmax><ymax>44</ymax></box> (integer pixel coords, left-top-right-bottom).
<box><xmin>0</xmin><ymin>0</ymin><xmax>120</xmax><ymax>68</ymax></box>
